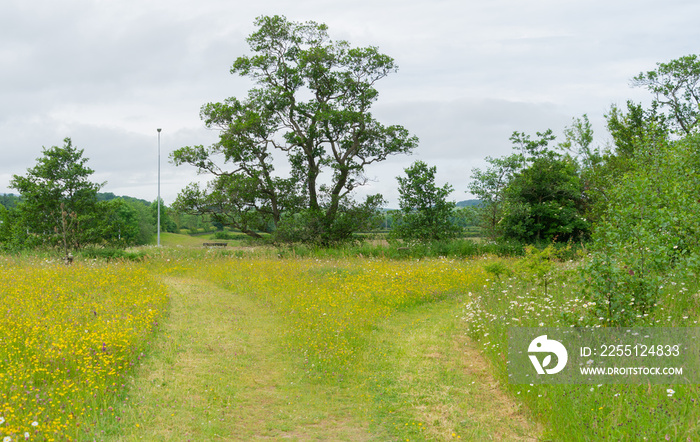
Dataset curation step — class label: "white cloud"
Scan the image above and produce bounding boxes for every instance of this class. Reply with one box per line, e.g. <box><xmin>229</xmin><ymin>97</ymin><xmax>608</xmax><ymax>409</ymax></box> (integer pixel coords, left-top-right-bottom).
<box><xmin>1</xmin><ymin>0</ymin><xmax>699</xmax><ymax>207</ymax></box>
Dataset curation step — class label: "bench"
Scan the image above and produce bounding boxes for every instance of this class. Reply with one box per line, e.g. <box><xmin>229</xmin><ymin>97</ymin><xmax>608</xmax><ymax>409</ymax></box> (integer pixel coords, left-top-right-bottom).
<box><xmin>202</xmin><ymin>242</ymin><xmax>228</xmax><ymax>248</ymax></box>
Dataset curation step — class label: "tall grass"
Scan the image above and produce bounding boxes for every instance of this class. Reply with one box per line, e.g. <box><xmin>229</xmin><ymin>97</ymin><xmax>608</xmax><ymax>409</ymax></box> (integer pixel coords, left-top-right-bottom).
<box><xmin>177</xmin><ymin>256</ymin><xmax>489</xmax><ymax>380</ymax></box>
<box><xmin>275</xmin><ymin>238</ymin><xmax>527</xmax><ymax>260</ymax></box>
<box><xmin>0</xmin><ymin>257</ymin><xmax>168</xmax><ymax>441</ymax></box>
<box><xmin>463</xmin><ymin>251</ymin><xmax>700</xmax><ymax>440</ymax></box>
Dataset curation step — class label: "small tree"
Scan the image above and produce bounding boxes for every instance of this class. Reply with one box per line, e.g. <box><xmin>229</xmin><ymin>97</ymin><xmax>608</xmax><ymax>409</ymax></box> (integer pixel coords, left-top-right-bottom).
<box><xmin>391</xmin><ymin>161</ymin><xmax>460</xmax><ymax>242</ymax></box>
<box><xmin>468</xmin><ymin>154</ymin><xmax>523</xmax><ymax>239</ymax></box>
<box><xmin>10</xmin><ymin>138</ymin><xmax>103</xmax><ymax>259</ymax></box>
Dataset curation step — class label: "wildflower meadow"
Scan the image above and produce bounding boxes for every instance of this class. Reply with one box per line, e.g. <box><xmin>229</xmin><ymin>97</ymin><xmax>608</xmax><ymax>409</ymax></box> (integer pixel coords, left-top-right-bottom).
<box><xmin>0</xmin><ymin>257</ymin><xmax>168</xmax><ymax>441</ymax></box>
<box><xmin>185</xmin><ymin>256</ymin><xmax>489</xmax><ymax>377</ymax></box>
<box><xmin>2</xmin><ymin>244</ymin><xmax>700</xmax><ymax>440</ymax></box>
<box><xmin>464</xmin><ymin>248</ymin><xmax>700</xmax><ymax>440</ymax></box>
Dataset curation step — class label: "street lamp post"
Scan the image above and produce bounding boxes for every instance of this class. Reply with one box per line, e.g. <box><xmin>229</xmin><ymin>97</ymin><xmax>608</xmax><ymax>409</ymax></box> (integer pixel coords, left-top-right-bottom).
<box><xmin>157</xmin><ymin>128</ymin><xmax>162</xmax><ymax>247</ymax></box>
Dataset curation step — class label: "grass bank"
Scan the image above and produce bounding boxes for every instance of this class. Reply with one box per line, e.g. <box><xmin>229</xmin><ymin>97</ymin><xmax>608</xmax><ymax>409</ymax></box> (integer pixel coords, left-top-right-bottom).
<box><xmin>464</xmin><ymin>250</ymin><xmax>700</xmax><ymax>440</ymax></box>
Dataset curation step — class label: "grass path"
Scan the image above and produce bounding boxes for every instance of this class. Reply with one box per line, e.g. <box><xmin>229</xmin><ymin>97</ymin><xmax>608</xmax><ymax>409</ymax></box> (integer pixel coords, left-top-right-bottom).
<box><xmin>100</xmin><ymin>276</ymin><xmax>538</xmax><ymax>441</ymax></box>
<box><xmin>102</xmin><ymin>277</ymin><xmax>376</xmax><ymax>441</ymax></box>
<box><xmin>361</xmin><ymin>294</ymin><xmax>540</xmax><ymax>441</ymax></box>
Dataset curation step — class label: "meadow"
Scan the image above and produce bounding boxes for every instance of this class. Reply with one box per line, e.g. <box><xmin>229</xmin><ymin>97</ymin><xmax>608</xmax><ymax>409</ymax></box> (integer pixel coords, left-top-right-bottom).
<box><xmin>1</xmin><ymin>240</ymin><xmax>699</xmax><ymax>440</ymax></box>
<box><xmin>0</xmin><ymin>256</ymin><xmax>168</xmax><ymax>441</ymax></box>
<box><xmin>465</xmin><ymin>248</ymin><xmax>700</xmax><ymax>441</ymax></box>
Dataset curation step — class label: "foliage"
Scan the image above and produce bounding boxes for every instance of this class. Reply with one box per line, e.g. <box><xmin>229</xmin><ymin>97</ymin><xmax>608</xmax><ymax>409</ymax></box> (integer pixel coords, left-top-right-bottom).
<box><xmin>98</xmin><ymin>199</ymin><xmax>141</xmax><ymax>248</ymax></box>
<box><xmin>450</xmin><ymin>206</ymin><xmax>480</xmax><ymax>230</ymax></box>
<box><xmin>0</xmin><ymin>206</ymin><xmax>10</xmax><ymax>245</ymax></box>
<box><xmin>173</xmin><ymin>210</ymin><xmax>217</xmax><ymax>234</ymax></box>
<box><xmin>0</xmin><ymin>205</ymin><xmax>30</xmax><ymax>252</ymax></box>
<box><xmin>583</xmin><ymin>132</ymin><xmax>700</xmax><ymax>325</ymax></box>
<box><xmin>127</xmin><ymin>199</ymin><xmax>156</xmax><ymax>245</ymax></box>
<box><xmin>470</xmin><ymin>129</ymin><xmax>590</xmax><ymax>244</ymax></box>
<box><xmin>9</xmin><ymin>138</ymin><xmax>104</xmax><ymax>258</ymax></box>
<box><xmin>606</xmin><ymin>101</ymin><xmax>669</xmax><ymax>158</ymax></box>
<box><xmin>482</xmin><ymin>260</ymin><xmax>512</xmax><ymax>281</ymax></box>
<box><xmin>464</xmin><ymin>256</ymin><xmax>700</xmax><ymax>441</ymax></box>
<box><xmin>500</xmin><ymin>151</ymin><xmax>589</xmax><ymax>242</ymax></box>
<box><xmin>275</xmin><ymin>237</ymin><xmax>525</xmax><ymax>260</ymax></box>
<box><xmin>150</xmin><ymin>198</ymin><xmax>178</xmax><ymax>234</ymax></box>
<box><xmin>632</xmin><ymin>54</ymin><xmax>700</xmax><ymax>135</ymax></box>
<box><xmin>0</xmin><ymin>193</ymin><xmax>20</xmax><ymax>209</ymax></box>
<box><xmin>172</xmin><ymin>15</ymin><xmax>417</xmax><ymax>245</ymax></box>
<box><xmin>97</xmin><ymin>195</ymin><xmax>157</xmax><ymax>246</ymax></box>
<box><xmin>468</xmin><ymin>154</ymin><xmax>523</xmax><ymax>239</ymax></box>
<box><xmin>274</xmin><ymin>194</ymin><xmax>386</xmax><ymax>246</ymax></box>
<box><xmin>79</xmin><ymin>246</ymin><xmax>149</xmax><ymax>261</ymax></box>
<box><xmin>391</xmin><ymin>161</ymin><xmax>460</xmax><ymax>242</ymax></box>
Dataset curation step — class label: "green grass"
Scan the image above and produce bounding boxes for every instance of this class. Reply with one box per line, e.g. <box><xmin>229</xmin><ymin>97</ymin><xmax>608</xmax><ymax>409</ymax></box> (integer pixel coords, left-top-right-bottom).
<box><xmin>102</xmin><ymin>276</ymin><xmax>379</xmax><ymax>441</ymax></box>
<box><xmin>9</xmin><ymin>242</ymin><xmax>697</xmax><ymax>440</ymax></box>
<box><xmin>359</xmin><ymin>293</ymin><xmax>538</xmax><ymax>440</ymax></box>
<box><xmin>156</xmin><ymin>231</ymin><xmax>268</xmax><ymax>249</ymax></box>
<box><xmin>87</xmin><ymin>253</ymin><xmax>538</xmax><ymax>441</ymax></box>
<box><xmin>464</xmin><ymin>252</ymin><xmax>700</xmax><ymax>441</ymax></box>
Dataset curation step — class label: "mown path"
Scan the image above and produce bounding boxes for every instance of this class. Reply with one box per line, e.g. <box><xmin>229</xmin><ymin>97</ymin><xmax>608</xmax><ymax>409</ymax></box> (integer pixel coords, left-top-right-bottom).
<box><xmin>102</xmin><ymin>277</ymin><xmax>538</xmax><ymax>441</ymax></box>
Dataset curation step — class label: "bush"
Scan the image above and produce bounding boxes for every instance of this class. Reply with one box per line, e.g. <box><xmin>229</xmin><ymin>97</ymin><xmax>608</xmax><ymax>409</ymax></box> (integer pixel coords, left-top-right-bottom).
<box><xmin>79</xmin><ymin>247</ymin><xmax>148</xmax><ymax>261</ymax></box>
<box><xmin>212</xmin><ymin>231</ymin><xmax>234</xmax><ymax>240</ymax></box>
<box><xmin>583</xmin><ymin>133</ymin><xmax>700</xmax><ymax>325</ymax></box>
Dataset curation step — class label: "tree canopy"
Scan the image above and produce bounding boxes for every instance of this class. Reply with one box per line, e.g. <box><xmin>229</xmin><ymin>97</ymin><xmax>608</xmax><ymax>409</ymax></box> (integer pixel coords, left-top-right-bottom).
<box><xmin>469</xmin><ymin>128</ymin><xmax>589</xmax><ymax>243</ymax></box>
<box><xmin>391</xmin><ymin>161</ymin><xmax>460</xmax><ymax>243</ymax></box>
<box><xmin>9</xmin><ymin>138</ymin><xmax>104</xmax><ymax>257</ymax></box>
<box><xmin>172</xmin><ymin>15</ymin><xmax>418</xmax><ymax>245</ymax></box>
<box><xmin>633</xmin><ymin>54</ymin><xmax>700</xmax><ymax>135</ymax></box>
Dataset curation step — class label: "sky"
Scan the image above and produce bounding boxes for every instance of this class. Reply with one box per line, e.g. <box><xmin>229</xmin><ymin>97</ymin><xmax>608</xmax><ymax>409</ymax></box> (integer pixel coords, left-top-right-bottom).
<box><xmin>2</xmin><ymin>0</ymin><xmax>699</xmax><ymax>207</ymax></box>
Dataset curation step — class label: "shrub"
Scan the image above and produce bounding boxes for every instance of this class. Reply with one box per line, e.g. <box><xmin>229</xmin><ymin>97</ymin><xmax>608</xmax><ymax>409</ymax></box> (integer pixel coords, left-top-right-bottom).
<box><xmin>583</xmin><ymin>133</ymin><xmax>700</xmax><ymax>325</ymax></box>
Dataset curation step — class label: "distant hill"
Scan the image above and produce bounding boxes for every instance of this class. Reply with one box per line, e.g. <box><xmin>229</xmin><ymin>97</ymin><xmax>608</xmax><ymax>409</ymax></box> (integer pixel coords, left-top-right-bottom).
<box><xmin>455</xmin><ymin>199</ymin><xmax>481</xmax><ymax>208</ymax></box>
<box><xmin>97</xmin><ymin>192</ymin><xmax>151</xmax><ymax>206</ymax></box>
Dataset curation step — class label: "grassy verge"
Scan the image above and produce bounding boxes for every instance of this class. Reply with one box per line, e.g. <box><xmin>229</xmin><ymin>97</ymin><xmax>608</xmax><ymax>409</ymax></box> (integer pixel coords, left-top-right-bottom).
<box><xmin>360</xmin><ymin>293</ymin><xmax>539</xmax><ymax>440</ymax></box>
<box><xmin>464</xmin><ymin>252</ymin><xmax>700</xmax><ymax>440</ymax></box>
<box><xmin>102</xmin><ymin>276</ymin><xmax>379</xmax><ymax>441</ymax></box>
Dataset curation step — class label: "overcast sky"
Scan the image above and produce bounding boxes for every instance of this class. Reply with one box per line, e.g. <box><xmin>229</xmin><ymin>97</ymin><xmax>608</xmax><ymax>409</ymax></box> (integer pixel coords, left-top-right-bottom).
<box><xmin>2</xmin><ymin>0</ymin><xmax>698</xmax><ymax>207</ymax></box>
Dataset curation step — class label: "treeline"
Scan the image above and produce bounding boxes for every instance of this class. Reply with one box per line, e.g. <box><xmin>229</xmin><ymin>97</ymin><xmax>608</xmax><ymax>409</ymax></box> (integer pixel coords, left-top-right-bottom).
<box><xmin>465</xmin><ymin>56</ymin><xmax>699</xmax><ymax>248</ymax></box>
<box><xmin>466</xmin><ymin>54</ymin><xmax>700</xmax><ymax>326</ymax></box>
<box><xmin>0</xmin><ymin>147</ymin><xmax>215</xmax><ymax>257</ymax></box>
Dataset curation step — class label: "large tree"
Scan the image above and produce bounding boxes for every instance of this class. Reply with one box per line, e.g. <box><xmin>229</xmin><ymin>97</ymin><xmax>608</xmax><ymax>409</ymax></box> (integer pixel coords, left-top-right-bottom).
<box><xmin>172</xmin><ymin>15</ymin><xmax>418</xmax><ymax>245</ymax></box>
<box><xmin>10</xmin><ymin>138</ymin><xmax>104</xmax><ymax>258</ymax></box>
<box><xmin>469</xmin><ymin>129</ymin><xmax>590</xmax><ymax>243</ymax></box>
<box><xmin>633</xmin><ymin>54</ymin><xmax>700</xmax><ymax>135</ymax></box>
